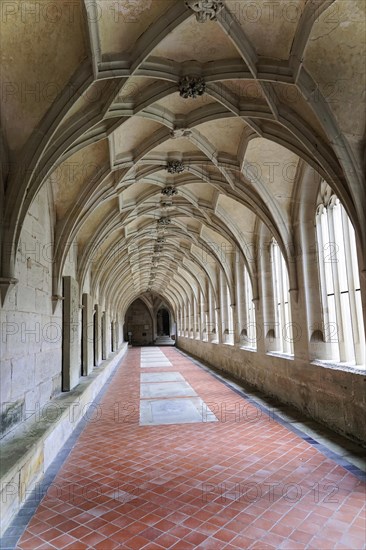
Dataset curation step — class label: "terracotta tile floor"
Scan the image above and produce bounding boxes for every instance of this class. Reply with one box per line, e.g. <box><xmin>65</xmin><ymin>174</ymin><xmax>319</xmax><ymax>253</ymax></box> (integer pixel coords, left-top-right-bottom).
<box><xmin>16</xmin><ymin>348</ymin><xmax>366</xmax><ymax>549</ymax></box>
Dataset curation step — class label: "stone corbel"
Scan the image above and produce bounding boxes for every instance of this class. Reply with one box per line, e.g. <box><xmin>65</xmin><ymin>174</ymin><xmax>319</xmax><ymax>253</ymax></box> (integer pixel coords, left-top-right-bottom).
<box><xmin>51</xmin><ymin>294</ymin><xmax>64</xmax><ymax>314</ymax></box>
<box><xmin>0</xmin><ymin>277</ymin><xmax>18</xmax><ymax>306</ymax></box>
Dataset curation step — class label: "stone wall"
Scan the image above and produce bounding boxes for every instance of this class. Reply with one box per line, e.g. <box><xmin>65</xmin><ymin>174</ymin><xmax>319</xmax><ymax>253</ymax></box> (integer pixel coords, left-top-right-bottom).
<box><xmin>178</xmin><ymin>337</ymin><xmax>366</xmax><ymax>444</ymax></box>
<box><xmin>1</xmin><ymin>185</ymin><xmax>62</xmax><ymax>438</ymax></box>
<box><xmin>0</xmin><ymin>184</ymin><xmax>120</xmax><ymax>439</ymax></box>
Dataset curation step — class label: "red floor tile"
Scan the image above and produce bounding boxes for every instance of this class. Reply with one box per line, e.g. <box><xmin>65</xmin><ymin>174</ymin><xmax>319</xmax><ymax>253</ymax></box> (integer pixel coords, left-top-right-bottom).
<box><xmin>16</xmin><ymin>348</ymin><xmax>365</xmax><ymax>550</ymax></box>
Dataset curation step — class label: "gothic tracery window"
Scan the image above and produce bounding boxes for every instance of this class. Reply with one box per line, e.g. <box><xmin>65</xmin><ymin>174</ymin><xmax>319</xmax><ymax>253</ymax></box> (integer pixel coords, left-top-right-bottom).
<box><xmin>316</xmin><ymin>195</ymin><xmax>365</xmax><ymax>367</ymax></box>
<box><xmin>271</xmin><ymin>239</ymin><xmax>294</xmax><ymax>355</ymax></box>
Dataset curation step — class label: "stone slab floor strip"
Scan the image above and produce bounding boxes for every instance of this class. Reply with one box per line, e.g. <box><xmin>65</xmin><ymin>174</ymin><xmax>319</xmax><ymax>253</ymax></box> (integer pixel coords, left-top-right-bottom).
<box><xmin>13</xmin><ymin>348</ymin><xmax>366</xmax><ymax>549</ymax></box>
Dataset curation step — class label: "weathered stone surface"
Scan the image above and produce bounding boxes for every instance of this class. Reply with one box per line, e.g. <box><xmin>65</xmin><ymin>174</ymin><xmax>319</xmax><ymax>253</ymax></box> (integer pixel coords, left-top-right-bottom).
<box><xmin>19</xmin><ymin>446</ymin><xmax>44</xmax><ymax>502</ymax></box>
<box><xmin>0</xmin><ymin>361</ymin><xmax>11</xmax><ymax>404</ymax></box>
<box><xmin>82</xmin><ymin>294</ymin><xmax>94</xmax><ymax>376</ymax></box>
<box><xmin>11</xmin><ymin>356</ymin><xmax>35</xmax><ymax>400</ymax></box>
<box><xmin>0</xmin><ymin>187</ymin><xmax>65</xmax><ymax>439</ymax></box>
<box><xmin>0</xmin><ymin>400</ymin><xmax>24</xmax><ymax>437</ymax></box>
<box><xmin>62</xmin><ymin>276</ymin><xmax>80</xmax><ymax>391</ymax></box>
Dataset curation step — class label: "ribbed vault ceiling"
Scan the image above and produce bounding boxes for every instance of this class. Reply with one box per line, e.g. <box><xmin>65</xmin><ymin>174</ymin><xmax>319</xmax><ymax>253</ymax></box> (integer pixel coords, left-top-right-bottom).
<box><xmin>1</xmin><ymin>0</ymin><xmax>365</xmax><ymax>317</ymax></box>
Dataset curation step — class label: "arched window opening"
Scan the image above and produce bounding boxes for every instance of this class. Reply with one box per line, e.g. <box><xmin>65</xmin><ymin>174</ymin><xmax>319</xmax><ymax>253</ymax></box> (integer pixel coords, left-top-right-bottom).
<box><xmin>271</xmin><ymin>240</ymin><xmax>294</xmax><ymax>355</ymax></box>
<box><xmin>316</xmin><ymin>196</ymin><xmax>365</xmax><ymax>367</ymax></box>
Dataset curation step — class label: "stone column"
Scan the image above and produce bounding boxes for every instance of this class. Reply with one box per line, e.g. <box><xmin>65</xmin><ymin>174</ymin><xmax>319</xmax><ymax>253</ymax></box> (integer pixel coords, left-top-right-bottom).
<box><xmin>233</xmin><ymin>258</ymin><xmax>241</xmax><ymax>345</ymax></box>
<box><xmin>111</xmin><ymin>320</ymin><xmax>115</xmax><ymax>352</ymax></box>
<box><xmin>62</xmin><ymin>276</ymin><xmax>80</xmax><ymax>391</ymax></box>
<box><xmin>204</xmin><ymin>281</ymin><xmax>210</xmax><ymax>341</ymax></box>
<box><xmin>238</xmin><ymin>258</ymin><xmax>250</xmax><ymax>345</ymax></box>
<box><xmin>188</xmin><ymin>300</ymin><xmax>194</xmax><ymax>338</ymax></box>
<box><xmin>259</xmin><ymin>241</ymin><xmax>279</xmax><ymax>353</ymax></box>
<box><xmin>82</xmin><ymin>293</ymin><xmax>93</xmax><ymax>376</ymax></box>
<box><xmin>102</xmin><ymin>311</ymin><xmax>108</xmax><ymax>360</ymax></box>
<box><xmin>215</xmin><ymin>307</ymin><xmax>223</xmax><ymax>343</ymax></box>
<box><xmin>252</xmin><ymin>297</ymin><xmax>262</xmax><ymax>351</ymax></box>
<box><xmin>94</xmin><ymin>304</ymin><xmax>102</xmax><ymax>366</ymax></box>
<box><xmin>198</xmin><ymin>290</ymin><xmax>204</xmax><ymax>340</ymax></box>
<box><xmin>114</xmin><ymin>319</ymin><xmax>119</xmax><ymax>349</ymax></box>
<box><xmin>219</xmin><ymin>270</ymin><xmax>229</xmax><ymax>342</ymax></box>
<box><xmin>302</xmin><ymin>212</ymin><xmax>335</xmax><ymax>360</ymax></box>
<box><xmin>177</xmin><ymin>307</ymin><xmax>181</xmax><ymax>336</ymax></box>
<box><xmin>208</xmin><ymin>284</ymin><xmax>217</xmax><ymax>342</ymax></box>
<box><xmin>193</xmin><ymin>296</ymin><xmax>200</xmax><ymax>339</ymax></box>
<box><xmin>181</xmin><ymin>303</ymin><xmax>186</xmax><ymax>337</ymax></box>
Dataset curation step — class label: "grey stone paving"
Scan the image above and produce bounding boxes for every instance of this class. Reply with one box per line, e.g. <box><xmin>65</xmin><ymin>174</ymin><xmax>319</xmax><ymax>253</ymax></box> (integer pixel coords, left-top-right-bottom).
<box><xmin>139</xmin><ymin>397</ymin><xmax>218</xmax><ymax>426</ymax></box>
<box><xmin>140</xmin><ymin>381</ymin><xmax>197</xmax><ymax>399</ymax></box>
<box><xmin>139</xmin><ymin>349</ymin><xmax>217</xmax><ymax>426</ymax></box>
<box><xmin>141</xmin><ymin>363</ymin><xmax>173</xmax><ymax>367</ymax></box>
<box><xmin>141</xmin><ymin>372</ymin><xmax>185</xmax><ymax>383</ymax></box>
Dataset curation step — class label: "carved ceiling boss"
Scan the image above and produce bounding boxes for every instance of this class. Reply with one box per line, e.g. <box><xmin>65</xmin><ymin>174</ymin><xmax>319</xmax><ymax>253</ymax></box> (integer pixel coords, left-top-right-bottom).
<box><xmin>185</xmin><ymin>0</ymin><xmax>224</xmax><ymax>23</ymax></box>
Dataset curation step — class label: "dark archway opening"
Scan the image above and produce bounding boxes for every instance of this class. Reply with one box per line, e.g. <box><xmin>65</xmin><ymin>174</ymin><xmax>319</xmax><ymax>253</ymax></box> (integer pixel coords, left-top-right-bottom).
<box><xmin>124</xmin><ymin>299</ymin><xmax>153</xmax><ymax>345</ymax></box>
<box><xmin>157</xmin><ymin>308</ymin><xmax>170</xmax><ymax>336</ymax></box>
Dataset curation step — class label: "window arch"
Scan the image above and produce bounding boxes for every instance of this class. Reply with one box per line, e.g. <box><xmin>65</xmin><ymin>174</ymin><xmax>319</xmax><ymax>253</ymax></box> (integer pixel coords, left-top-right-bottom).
<box><xmin>316</xmin><ymin>195</ymin><xmax>365</xmax><ymax>367</ymax></box>
<box><xmin>271</xmin><ymin>239</ymin><xmax>294</xmax><ymax>355</ymax></box>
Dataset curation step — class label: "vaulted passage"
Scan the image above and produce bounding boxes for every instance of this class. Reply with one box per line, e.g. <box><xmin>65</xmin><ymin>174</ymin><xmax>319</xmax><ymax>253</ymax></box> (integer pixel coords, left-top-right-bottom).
<box><xmin>12</xmin><ymin>349</ymin><xmax>366</xmax><ymax>549</ymax></box>
<box><xmin>1</xmin><ymin>0</ymin><xmax>366</xmax><ymax>545</ymax></box>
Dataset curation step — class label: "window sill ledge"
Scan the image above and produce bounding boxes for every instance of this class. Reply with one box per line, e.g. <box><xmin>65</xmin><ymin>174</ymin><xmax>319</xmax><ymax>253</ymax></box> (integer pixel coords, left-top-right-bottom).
<box><xmin>239</xmin><ymin>345</ymin><xmax>257</xmax><ymax>353</ymax></box>
<box><xmin>311</xmin><ymin>359</ymin><xmax>366</xmax><ymax>374</ymax></box>
<box><xmin>266</xmin><ymin>351</ymin><xmax>295</xmax><ymax>360</ymax></box>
